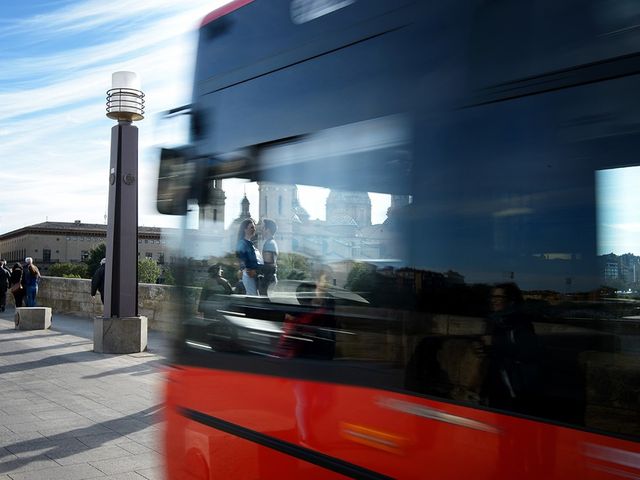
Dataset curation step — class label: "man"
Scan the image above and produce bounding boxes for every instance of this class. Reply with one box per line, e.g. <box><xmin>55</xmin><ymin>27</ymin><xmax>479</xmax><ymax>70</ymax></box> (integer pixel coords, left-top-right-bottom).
<box><xmin>23</xmin><ymin>257</ymin><xmax>41</xmax><ymax>308</ymax></box>
<box><xmin>0</xmin><ymin>259</ymin><xmax>11</xmax><ymax>312</ymax></box>
<box><xmin>261</xmin><ymin>218</ymin><xmax>279</xmax><ymax>294</ymax></box>
<box><xmin>91</xmin><ymin>258</ymin><xmax>106</xmax><ymax>304</ymax></box>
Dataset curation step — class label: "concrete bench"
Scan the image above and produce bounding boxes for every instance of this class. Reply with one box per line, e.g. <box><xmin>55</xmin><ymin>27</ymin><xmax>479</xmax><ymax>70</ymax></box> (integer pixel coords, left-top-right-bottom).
<box><xmin>15</xmin><ymin>307</ymin><xmax>52</xmax><ymax>330</ymax></box>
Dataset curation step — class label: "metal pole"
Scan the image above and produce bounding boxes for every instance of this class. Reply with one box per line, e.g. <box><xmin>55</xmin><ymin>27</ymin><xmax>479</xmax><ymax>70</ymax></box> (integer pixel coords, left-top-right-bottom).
<box><xmin>104</xmin><ymin>120</ymin><xmax>139</xmax><ymax>318</ymax></box>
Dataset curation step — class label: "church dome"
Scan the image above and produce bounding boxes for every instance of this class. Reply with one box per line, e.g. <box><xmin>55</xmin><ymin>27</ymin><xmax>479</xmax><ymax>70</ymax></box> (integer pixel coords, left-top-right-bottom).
<box><xmin>326</xmin><ymin>190</ymin><xmax>371</xmax><ymax>228</ymax></box>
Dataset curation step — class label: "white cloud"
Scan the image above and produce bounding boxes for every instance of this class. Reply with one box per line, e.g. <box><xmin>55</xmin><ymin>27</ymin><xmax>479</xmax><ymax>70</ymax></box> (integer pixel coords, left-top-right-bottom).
<box><xmin>2</xmin><ymin>0</ymin><xmax>214</xmax><ymax>39</ymax></box>
<box><xmin>0</xmin><ymin>7</ymin><xmax>209</xmax><ymax>84</ymax></box>
<box><xmin>0</xmin><ymin>0</ymin><xmax>230</xmax><ymax>235</ymax></box>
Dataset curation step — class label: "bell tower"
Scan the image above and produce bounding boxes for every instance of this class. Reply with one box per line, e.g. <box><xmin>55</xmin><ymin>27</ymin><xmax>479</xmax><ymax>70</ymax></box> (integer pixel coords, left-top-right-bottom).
<box><xmin>199</xmin><ymin>178</ymin><xmax>226</xmax><ymax>229</ymax></box>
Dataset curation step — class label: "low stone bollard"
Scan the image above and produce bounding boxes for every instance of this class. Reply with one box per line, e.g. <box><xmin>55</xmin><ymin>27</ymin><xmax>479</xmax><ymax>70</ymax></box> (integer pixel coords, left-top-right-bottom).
<box><xmin>15</xmin><ymin>307</ymin><xmax>52</xmax><ymax>330</ymax></box>
<box><xmin>94</xmin><ymin>316</ymin><xmax>148</xmax><ymax>353</ymax></box>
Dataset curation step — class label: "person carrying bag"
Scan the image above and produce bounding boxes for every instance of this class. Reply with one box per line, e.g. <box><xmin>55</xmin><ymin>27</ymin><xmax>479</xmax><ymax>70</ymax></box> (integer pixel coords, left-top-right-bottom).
<box><xmin>10</xmin><ymin>263</ymin><xmax>25</xmax><ymax>307</ymax></box>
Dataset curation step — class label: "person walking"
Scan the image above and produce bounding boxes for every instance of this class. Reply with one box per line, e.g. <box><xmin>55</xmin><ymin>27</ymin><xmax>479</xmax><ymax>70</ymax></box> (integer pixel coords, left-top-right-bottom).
<box><xmin>0</xmin><ymin>259</ymin><xmax>11</xmax><ymax>312</ymax></box>
<box><xmin>10</xmin><ymin>263</ymin><xmax>25</xmax><ymax>308</ymax></box>
<box><xmin>23</xmin><ymin>257</ymin><xmax>41</xmax><ymax>307</ymax></box>
<box><xmin>91</xmin><ymin>258</ymin><xmax>106</xmax><ymax>304</ymax></box>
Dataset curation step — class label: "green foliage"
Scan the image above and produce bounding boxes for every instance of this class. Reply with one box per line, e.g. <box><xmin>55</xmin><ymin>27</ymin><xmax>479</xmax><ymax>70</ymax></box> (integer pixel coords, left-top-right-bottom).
<box><xmin>345</xmin><ymin>262</ymin><xmax>376</xmax><ymax>292</ymax></box>
<box><xmin>85</xmin><ymin>243</ymin><xmax>106</xmax><ymax>278</ymax></box>
<box><xmin>194</xmin><ymin>253</ymin><xmax>243</xmax><ymax>287</ymax></box>
<box><xmin>48</xmin><ymin>262</ymin><xmax>88</xmax><ymax>278</ymax></box>
<box><xmin>138</xmin><ymin>257</ymin><xmax>161</xmax><ymax>284</ymax></box>
<box><xmin>278</xmin><ymin>253</ymin><xmax>312</xmax><ymax>280</ymax></box>
<box><xmin>156</xmin><ymin>266</ymin><xmax>175</xmax><ymax>285</ymax></box>
<box><xmin>219</xmin><ymin>253</ymin><xmax>242</xmax><ymax>285</ymax></box>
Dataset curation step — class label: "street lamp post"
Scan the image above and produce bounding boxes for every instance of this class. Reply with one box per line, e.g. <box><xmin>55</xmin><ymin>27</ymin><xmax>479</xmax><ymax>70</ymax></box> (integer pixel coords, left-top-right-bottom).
<box><xmin>94</xmin><ymin>71</ymin><xmax>148</xmax><ymax>354</ymax></box>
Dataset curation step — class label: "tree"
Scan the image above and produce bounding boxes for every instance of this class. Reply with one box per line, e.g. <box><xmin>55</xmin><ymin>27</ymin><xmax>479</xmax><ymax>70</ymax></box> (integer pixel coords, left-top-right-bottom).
<box><xmin>85</xmin><ymin>243</ymin><xmax>106</xmax><ymax>278</ymax></box>
<box><xmin>345</xmin><ymin>262</ymin><xmax>376</xmax><ymax>292</ymax></box>
<box><xmin>138</xmin><ymin>257</ymin><xmax>161</xmax><ymax>284</ymax></box>
<box><xmin>278</xmin><ymin>253</ymin><xmax>312</xmax><ymax>280</ymax></box>
<box><xmin>157</xmin><ymin>266</ymin><xmax>175</xmax><ymax>285</ymax></box>
<box><xmin>48</xmin><ymin>262</ymin><xmax>88</xmax><ymax>278</ymax></box>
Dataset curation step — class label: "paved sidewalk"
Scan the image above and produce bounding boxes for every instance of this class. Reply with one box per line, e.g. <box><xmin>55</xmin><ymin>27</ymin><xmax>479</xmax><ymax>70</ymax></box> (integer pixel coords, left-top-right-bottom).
<box><xmin>0</xmin><ymin>307</ymin><xmax>169</xmax><ymax>480</ymax></box>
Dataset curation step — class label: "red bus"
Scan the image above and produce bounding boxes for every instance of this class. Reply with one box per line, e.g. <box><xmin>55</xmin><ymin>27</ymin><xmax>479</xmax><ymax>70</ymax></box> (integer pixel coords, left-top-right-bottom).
<box><xmin>158</xmin><ymin>0</ymin><xmax>640</xmax><ymax>478</ymax></box>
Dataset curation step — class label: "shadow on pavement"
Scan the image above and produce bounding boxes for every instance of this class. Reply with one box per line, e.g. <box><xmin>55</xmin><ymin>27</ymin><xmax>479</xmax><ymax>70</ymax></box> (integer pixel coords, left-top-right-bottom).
<box><xmin>0</xmin><ymin>332</ymin><xmax>65</xmax><ymax>343</ymax></box>
<box><xmin>82</xmin><ymin>360</ymin><xmax>166</xmax><ymax>380</ymax></box>
<box><xmin>0</xmin><ymin>340</ymin><xmax>93</xmax><ymax>357</ymax></box>
<box><xmin>0</xmin><ymin>350</ymin><xmax>111</xmax><ymax>376</ymax></box>
<box><xmin>0</xmin><ymin>405</ymin><xmax>163</xmax><ymax>474</ymax></box>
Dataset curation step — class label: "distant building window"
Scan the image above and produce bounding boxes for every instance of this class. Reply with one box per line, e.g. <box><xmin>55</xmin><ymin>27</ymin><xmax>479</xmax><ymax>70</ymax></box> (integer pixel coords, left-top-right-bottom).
<box><xmin>146</xmin><ymin>252</ymin><xmax>153</xmax><ymax>259</ymax></box>
<box><xmin>43</xmin><ymin>249</ymin><xmax>51</xmax><ymax>262</ymax></box>
<box><xmin>158</xmin><ymin>253</ymin><xmax>165</xmax><ymax>265</ymax></box>
<box><xmin>81</xmin><ymin>251</ymin><xmax>89</xmax><ymax>261</ymax></box>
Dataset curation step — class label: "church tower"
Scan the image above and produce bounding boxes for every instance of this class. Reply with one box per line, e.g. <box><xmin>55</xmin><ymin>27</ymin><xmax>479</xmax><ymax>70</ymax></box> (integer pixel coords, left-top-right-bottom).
<box><xmin>199</xmin><ymin>178</ymin><xmax>226</xmax><ymax>229</ymax></box>
<box><xmin>226</xmin><ymin>193</ymin><xmax>254</xmax><ymax>252</ymax></box>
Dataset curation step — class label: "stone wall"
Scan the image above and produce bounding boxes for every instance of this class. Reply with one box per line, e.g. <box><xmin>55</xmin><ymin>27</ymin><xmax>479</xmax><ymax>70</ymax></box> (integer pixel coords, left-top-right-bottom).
<box><xmin>13</xmin><ymin>276</ymin><xmax>189</xmax><ymax>333</ymax></box>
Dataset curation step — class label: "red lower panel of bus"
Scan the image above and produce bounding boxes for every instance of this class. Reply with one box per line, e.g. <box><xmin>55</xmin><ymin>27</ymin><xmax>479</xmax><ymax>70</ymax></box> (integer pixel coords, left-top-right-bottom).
<box><xmin>163</xmin><ymin>367</ymin><xmax>640</xmax><ymax>479</ymax></box>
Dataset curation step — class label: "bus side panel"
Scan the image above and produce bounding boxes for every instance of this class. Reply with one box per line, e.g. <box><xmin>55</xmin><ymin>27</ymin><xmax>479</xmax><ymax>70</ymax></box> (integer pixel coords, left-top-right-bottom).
<box><xmin>165</xmin><ymin>366</ymin><xmax>639</xmax><ymax>479</ymax></box>
<box><xmin>165</xmin><ymin>367</ymin><xmax>351</xmax><ymax>479</ymax></box>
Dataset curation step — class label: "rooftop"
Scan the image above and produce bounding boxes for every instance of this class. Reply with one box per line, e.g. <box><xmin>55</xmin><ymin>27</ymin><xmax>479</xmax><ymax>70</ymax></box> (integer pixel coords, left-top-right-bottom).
<box><xmin>0</xmin><ymin>221</ymin><xmax>168</xmax><ymax>240</ymax></box>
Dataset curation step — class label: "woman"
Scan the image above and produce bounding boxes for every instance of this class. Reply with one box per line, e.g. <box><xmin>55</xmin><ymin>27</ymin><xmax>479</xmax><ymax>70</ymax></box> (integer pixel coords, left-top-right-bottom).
<box><xmin>23</xmin><ymin>257</ymin><xmax>41</xmax><ymax>307</ymax></box>
<box><xmin>10</xmin><ymin>263</ymin><xmax>25</xmax><ymax>308</ymax></box>
<box><xmin>235</xmin><ymin>219</ymin><xmax>263</xmax><ymax>295</ymax></box>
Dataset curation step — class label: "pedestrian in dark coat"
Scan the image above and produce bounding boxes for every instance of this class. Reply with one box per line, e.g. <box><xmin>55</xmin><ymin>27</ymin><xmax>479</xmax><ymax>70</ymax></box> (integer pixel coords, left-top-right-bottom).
<box><xmin>0</xmin><ymin>259</ymin><xmax>10</xmax><ymax>312</ymax></box>
<box><xmin>91</xmin><ymin>258</ymin><xmax>106</xmax><ymax>304</ymax></box>
<box><xmin>10</xmin><ymin>263</ymin><xmax>25</xmax><ymax>308</ymax></box>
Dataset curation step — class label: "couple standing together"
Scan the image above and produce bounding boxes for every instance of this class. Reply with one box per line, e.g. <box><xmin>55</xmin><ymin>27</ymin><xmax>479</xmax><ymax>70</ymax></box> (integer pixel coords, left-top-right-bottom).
<box><xmin>236</xmin><ymin>218</ymin><xmax>278</xmax><ymax>295</ymax></box>
<box><xmin>2</xmin><ymin>257</ymin><xmax>41</xmax><ymax>309</ymax></box>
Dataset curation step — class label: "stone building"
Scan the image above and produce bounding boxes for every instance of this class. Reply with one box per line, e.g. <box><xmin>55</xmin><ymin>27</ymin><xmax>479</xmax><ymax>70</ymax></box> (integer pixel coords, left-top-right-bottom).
<box><xmin>0</xmin><ymin>221</ymin><xmax>171</xmax><ymax>273</ymax></box>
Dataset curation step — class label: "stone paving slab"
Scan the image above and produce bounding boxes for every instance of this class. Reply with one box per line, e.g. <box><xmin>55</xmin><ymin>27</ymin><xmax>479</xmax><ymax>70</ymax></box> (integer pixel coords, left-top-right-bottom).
<box><xmin>0</xmin><ymin>308</ymin><xmax>168</xmax><ymax>479</ymax></box>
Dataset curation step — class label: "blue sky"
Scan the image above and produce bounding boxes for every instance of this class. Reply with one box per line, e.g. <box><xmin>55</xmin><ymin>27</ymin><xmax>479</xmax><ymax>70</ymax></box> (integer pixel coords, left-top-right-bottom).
<box><xmin>597</xmin><ymin>166</ymin><xmax>640</xmax><ymax>256</ymax></box>
<box><xmin>0</xmin><ymin>0</ymin><xmax>230</xmax><ymax>235</ymax></box>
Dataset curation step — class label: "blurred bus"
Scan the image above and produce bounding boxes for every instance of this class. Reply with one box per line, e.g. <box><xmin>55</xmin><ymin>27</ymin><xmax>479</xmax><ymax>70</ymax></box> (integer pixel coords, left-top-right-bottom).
<box><xmin>159</xmin><ymin>0</ymin><xmax>640</xmax><ymax>478</ymax></box>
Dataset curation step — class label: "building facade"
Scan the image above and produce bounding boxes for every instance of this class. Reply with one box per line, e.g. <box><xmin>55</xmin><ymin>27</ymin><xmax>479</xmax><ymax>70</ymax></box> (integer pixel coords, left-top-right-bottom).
<box><xmin>0</xmin><ymin>221</ymin><xmax>171</xmax><ymax>273</ymax></box>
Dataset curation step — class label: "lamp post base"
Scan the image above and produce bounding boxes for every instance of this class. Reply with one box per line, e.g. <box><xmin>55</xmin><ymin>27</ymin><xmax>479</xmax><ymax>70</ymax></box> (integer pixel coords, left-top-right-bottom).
<box><xmin>94</xmin><ymin>316</ymin><xmax>148</xmax><ymax>353</ymax></box>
